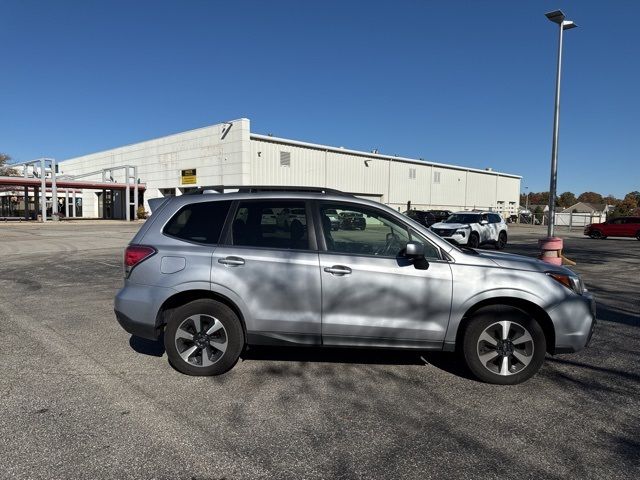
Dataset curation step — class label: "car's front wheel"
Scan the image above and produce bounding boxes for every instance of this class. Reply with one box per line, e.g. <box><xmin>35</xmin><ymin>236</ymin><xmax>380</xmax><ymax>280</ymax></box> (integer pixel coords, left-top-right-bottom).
<box><xmin>164</xmin><ymin>299</ymin><xmax>244</xmax><ymax>376</ymax></box>
<box><xmin>589</xmin><ymin>230</ymin><xmax>603</xmax><ymax>239</ymax></box>
<box><xmin>467</xmin><ymin>232</ymin><xmax>480</xmax><ymax>248</ymax></box>
<box><xmin>462</xmin><ymin>307</ymin><xmax>546</xmax><ymax>385</ymax></box>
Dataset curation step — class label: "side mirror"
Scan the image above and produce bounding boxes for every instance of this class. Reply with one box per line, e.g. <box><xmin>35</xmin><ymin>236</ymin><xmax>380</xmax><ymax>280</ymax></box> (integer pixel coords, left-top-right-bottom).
<box><xmin>405</xmin><ymin>241</ymin><xmax>429</xmax><ymax>270</ymax></box>
<box><xmin>480</xmin><ymin>219</ymin><xmax>489</xmax><ymax>225</ymax></box>
<box><xmin>405</xmin><ymin>241</ymin><xmax>425</xmax><ymax>257</ymax></box>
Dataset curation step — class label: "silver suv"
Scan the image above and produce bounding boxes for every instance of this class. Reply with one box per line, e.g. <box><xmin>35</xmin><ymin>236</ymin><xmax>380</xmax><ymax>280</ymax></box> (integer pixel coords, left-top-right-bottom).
<box><xmin>115</xmin><ymin>187</ymin><xmax>595</xmax><ymax>385</ymax></box>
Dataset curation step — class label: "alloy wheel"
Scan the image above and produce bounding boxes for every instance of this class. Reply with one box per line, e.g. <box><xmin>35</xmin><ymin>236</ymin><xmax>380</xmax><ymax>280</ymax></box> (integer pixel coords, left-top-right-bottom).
<box><xmin>174</xmin><ymin>314</ymin><xmax>228</xmax><ymax>367</ymax></box>
<box><xmin>476</xmin><ymin>320</ymin><xmax>534</xmax><ymax>376</ymax></box>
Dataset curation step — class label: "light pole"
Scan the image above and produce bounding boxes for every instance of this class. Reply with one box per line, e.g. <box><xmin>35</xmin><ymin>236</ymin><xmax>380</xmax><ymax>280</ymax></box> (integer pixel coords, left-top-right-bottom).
<box><xmin>545</xmin><ymin>10</ymin><xmax>577</xmax><ymax>237</ymax></box>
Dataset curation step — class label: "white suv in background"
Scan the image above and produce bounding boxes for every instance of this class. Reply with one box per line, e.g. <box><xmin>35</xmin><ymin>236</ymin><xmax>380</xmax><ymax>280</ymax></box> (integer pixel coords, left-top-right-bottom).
<box><xmin>430</xmin><ymin>211</ymin><xmax>508</xmax><ymax>249</ymax></box>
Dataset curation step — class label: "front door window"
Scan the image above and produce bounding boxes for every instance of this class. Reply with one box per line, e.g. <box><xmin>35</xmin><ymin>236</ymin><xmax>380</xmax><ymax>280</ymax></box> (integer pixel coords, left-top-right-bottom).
<box><xmin>319</xmin><ymin>203</ymin><xmax>441</xmax><ymax>259</ymax></box>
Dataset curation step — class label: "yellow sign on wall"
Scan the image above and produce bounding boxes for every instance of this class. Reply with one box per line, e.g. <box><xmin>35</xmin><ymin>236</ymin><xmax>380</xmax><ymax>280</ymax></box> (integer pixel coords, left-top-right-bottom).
<box><xmin>181</xmin><ymin>169</ymin><xmax>197</xmax><ymax>185</ymax></box>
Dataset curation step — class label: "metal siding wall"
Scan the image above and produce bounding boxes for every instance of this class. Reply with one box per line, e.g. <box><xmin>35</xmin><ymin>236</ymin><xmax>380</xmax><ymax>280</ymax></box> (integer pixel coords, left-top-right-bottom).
<box><xmin>465</xmin><ymin>171</ymin><xmax>497</xmax><ymax>210</ymax></box>
<box><xmin>250</xmin><ymin>138</ymin><xmax>519</xmax><ymax>212</ymax></box>
<box><xmin>326</xmin><ymin>152</ymin><xmax>387</xmax><ymax>195</ymax></box>
<box><xmin>430</xmin><ymin>168</ymin><xmax>466</xmax><ymax>208</ymax></box>
<box><xmin>388</xmin><ymin>162</ymin><xmax>431</xmax><ymax>206</ymax></box>
<box><xmin>250</xmin><ymin>140</ymin><xmax>325</xmax><ymax>186</ymax></box>
<box><xmin>497</xmin><ymin>175</ymin><xmax>521</xmax><ymax>216</ymax></box>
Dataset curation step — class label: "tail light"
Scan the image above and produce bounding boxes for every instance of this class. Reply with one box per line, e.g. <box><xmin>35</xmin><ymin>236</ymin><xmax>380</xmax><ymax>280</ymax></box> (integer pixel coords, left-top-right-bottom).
<box><xmin>124</xmin><ymin>245</ymin><xmax>156</xmax><ymax>277</ymax></box>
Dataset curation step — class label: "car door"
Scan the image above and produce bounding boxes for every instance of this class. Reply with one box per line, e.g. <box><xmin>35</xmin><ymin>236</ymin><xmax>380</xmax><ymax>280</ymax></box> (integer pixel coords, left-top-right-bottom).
<box><xmin>212</xmin><ymin>199</ymin><xmax>322</xmax><ymax>345</ymax></box>
<box><xmin>629</xmin><ymin>218</ymin><xmax>640</xmax><ymax>238</ymax></box>
<box><xmin>621</xmin><ymin>218</ymin><xmax>640</xmax><ymax>237</ymax></box>
<box><xmin>488</xmin><ymin>213</ymin><xmax>502</xmax><ymax>241</ymax></box>
<box><xmin>479</xmin><ymin>213</ymin><xmax>492</xmax><ymax>243</ymax></box>
<box><xmin>604</xmin><ymin>218</ymin><xmax>624</xmax><ymax>237</ymax></box>
<box><xmin>316</xmin><ymin>201</ymin><xmax>453</xmax><ymax>348</ymax></box>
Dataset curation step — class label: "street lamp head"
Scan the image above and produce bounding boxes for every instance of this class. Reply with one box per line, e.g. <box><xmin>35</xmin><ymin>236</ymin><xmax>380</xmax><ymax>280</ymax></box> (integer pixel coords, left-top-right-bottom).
<box><xmin>546</xmin><ymin>10</ymin><xmax>577</xmax><ymax>30</ymax></box>
<box><xmin>545</xmin><ymin>10</ymin><xmax>565</xmax><ymax>24</ymax></box>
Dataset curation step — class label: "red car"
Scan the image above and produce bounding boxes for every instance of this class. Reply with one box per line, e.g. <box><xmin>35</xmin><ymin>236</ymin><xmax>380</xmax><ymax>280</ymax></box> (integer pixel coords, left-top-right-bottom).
<box><xmin>584</xmin><ymin>216</ymin><xmax>640</xmax><ymax>240</ymax></box>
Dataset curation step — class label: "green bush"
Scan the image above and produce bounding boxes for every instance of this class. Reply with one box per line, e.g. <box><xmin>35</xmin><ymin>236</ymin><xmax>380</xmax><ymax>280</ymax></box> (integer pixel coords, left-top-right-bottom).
<box><xmin>137</xmin><ymin>205</ymin><xmax>148</xmax><ymax>219</ymax></box>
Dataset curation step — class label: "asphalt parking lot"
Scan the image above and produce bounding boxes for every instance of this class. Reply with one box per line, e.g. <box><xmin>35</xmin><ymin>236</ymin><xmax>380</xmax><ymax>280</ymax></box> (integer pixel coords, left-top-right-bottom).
<box><xmin>0</xmin><ymin>222</ymin><xmax>638</xmax><ymax>480</ymax></box>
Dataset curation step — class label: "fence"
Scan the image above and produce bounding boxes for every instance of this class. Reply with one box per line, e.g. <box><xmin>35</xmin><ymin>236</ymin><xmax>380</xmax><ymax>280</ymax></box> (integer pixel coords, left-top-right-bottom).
<box><xmin>554</xmin><ymin>212</ymin><xmax>606</xmax><ymax>230</ymax></box>
<box><xmin>518</xmin><ymin>211</ymin><xmax>606</xmax><ymax>229</ymax></box>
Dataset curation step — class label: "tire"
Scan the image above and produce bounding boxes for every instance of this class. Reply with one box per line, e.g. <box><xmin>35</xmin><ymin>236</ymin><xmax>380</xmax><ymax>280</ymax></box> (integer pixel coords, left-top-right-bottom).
<box><xmin>467</xmin><ymin>232</ymin><xmax>480</xmax><ymax>249</ymax></box>
<box><xmin>164</xmin><ymin>299</ymin><xmax>244</xmax><ymax>376</ymax></box>
<box><xmin>462</xmin><ymin>306</ymin><xmax>546</xmax><ymax>385</ymax></box>
<box><xmin>636</xmin><ymin>230</ymin><xmax>640</xmax><ymax>241</ymax></box>
<box><xmin>495</xmin><ymin>231</ymin><xmax>507</xmax><ymax>250</ymax></box>
<box><xmin>589</xmin><ymin>230</ymin><xmax>602</xmax><ymax>239</ymax></box>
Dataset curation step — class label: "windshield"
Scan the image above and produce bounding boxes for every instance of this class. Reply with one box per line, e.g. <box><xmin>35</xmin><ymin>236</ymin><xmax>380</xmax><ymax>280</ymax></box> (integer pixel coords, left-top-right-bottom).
<box><xmin>444</xmin><ymin>214</ymin><xmax>480</xmax><ymax>224</ymax></box>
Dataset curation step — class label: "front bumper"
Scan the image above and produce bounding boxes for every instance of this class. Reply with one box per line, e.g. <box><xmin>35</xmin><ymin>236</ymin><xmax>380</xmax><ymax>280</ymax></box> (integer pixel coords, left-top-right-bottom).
<box><xmin>431</xmin><ymin>230</ymin><xmax>469</xmax><ymax>245</ymax></box>
<box><xmin>549</xmin><ymin>291</ymin><xmax>597</xmax><ymax>354</ymax></box>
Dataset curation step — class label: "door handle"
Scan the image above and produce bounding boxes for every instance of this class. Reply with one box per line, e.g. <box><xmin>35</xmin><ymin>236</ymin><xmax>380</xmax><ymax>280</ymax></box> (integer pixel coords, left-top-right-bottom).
<box><xmin>218</xmin><ymin>256</ymin><xmax>245</xmax><ymax>266</ymax></box>
<box><xmin>324</xmin><ymin>265</ymin><xmax>352</xmax><ymax>276</ymax></box>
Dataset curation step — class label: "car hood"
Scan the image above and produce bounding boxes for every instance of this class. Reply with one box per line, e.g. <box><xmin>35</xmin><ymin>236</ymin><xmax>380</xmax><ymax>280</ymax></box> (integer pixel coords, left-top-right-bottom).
<box><xmin>473</xmin><ymin>249</ymin><xmax>571</xmax><ymax>274</ymax></box>
<box><xmin>431</xmin><ymin>222</ymin><xmax>468</xmax><ymax>230</ymax></box>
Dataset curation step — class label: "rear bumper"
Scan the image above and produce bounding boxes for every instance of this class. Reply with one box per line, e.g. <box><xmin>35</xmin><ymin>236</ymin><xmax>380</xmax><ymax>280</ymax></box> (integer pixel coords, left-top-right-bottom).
<box><xmin>114</xmin><ymin>282</ymin><xmax>176</xmax><ymax>340</ymax></box>
<box><xmin>549</xmin><ymin>292</ymin><xmax>597</xmax><ymax>354</ymax></box>
<box><xmin>115</xmin><ymin>310</ymin><xmax>160</xmax><ymax>340</ymax></box>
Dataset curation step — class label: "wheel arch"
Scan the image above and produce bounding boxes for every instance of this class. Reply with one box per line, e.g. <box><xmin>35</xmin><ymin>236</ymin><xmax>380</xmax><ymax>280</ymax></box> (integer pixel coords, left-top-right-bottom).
<box><xmin>455</xmin><ymin>297</ymin><xmax>555</xmax><ymax>354</ymax></box>
<box><xmin>156</xmin><ymin>290</ymin><xmax>247</xmax><ymax>338</ymax></box>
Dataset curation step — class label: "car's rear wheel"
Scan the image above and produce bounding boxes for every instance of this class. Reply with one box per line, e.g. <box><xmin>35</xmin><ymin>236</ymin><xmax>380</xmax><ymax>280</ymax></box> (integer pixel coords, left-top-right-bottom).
<box><xmin>462</xmin><ymin>307</ymin><xmax>546</xmax><ymax>385</ymax></box>
<box><xmin>467</xmin><ymin>232</ymin><xmax>480</xmax><ymax>249</ymax></box>
<box><xmin>589</xmin><ymin>230</ymin><xmax>603</xmax><ymax>239</ymax></box>
<box><xmin>495</xmin><ymin>231</ymin><xmax>507</xmax><ymax>250</ymax></box>
<box><xmin>164</xmin><ymin>299</ymin><xmax>244</xmax><ymax>376</ymax></box>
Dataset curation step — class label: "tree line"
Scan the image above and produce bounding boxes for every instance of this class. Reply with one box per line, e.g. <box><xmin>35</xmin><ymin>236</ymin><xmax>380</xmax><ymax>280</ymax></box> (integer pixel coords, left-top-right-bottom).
<box><xmin>520</xmin><ymin>190</ymin><xmax>640</xmax><ymax>218</ymax></box>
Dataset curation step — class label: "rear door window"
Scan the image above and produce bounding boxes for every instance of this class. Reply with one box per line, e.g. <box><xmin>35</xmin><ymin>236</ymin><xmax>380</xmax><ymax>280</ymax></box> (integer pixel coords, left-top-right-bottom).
<box><xmin>164</xmin><ymin>200</ymin><xmax>232</xmax><ymax>244</ymax></box>
<box><xmin>231</xmin><ymin>201</ymin><xmax>310</xmax><ymax>250</ymax></box>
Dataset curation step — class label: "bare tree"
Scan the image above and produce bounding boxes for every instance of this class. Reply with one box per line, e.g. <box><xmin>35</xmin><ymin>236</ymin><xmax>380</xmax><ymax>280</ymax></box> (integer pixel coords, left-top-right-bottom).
<box><xmin>0</xmin><ymin>153</ymin><xmax>20</xmax><ymax>176</ymax></box>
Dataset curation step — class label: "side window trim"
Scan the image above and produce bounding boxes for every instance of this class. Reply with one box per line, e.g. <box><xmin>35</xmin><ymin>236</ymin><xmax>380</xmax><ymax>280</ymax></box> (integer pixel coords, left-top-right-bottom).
<box><xmin>218</xmin><ymin>200</ymin><xmax>240</xmax><ymax>246</ymax></box>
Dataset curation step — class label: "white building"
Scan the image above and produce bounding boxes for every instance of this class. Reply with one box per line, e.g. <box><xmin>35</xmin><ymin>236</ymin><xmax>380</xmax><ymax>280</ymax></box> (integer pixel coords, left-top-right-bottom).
<box><xmin>60</xmin><ymin>118</ymin><xmax>521</xmax><ymax>218</ymax></box>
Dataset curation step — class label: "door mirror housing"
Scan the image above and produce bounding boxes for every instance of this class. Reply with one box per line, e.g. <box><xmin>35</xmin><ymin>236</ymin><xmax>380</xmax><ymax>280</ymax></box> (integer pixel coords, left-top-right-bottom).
<box><xmin>480</xmin><ymin>219</ymin><xmax>489</xmax><ymax>225</ymax></box>
<box><xmin>405</xmin><ymin>241</ymin><xmax>429</xmax><ymax>270</ymax></box>
<box><xmin>405</xmin><ymin>241</ymin><xmax>425</xmax><ymax>257</ymax></box>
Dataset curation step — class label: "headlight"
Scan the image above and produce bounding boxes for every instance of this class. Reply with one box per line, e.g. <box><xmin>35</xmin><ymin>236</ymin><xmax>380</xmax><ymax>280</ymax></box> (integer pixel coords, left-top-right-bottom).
<box><xmin>547</xmin><ymin>272</ymin><xmax>585</xmax><ymax>295</ymax></box>
<box><xmin>454</xmin><ymin>228</ymin><xmax>467</xmax><ymax>237</ymax></box>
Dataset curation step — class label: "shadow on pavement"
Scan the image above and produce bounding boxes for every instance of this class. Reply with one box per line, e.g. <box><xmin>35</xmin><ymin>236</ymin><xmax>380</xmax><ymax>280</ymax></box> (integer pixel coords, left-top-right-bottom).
<box><xmin>596</xmin><ymin>302</ymin><xmax>640</xmax><ymax>327</ymax></box>
<box><xmin>241</xmin><ymin>346</ymin><xmax>476</xmax><ymax>380</ymax></box>
<box><xmin>129</xmin><ymin>335</ymin><xmax>165</xmax><ymax>357</ymax></box>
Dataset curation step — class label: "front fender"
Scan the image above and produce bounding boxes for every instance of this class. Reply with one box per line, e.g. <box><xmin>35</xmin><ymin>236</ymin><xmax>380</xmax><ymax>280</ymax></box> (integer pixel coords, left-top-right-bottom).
<box><xmin>445</xmin><ymin>265</ymin><xmax>569</xmax><ymax>344</ymax></box>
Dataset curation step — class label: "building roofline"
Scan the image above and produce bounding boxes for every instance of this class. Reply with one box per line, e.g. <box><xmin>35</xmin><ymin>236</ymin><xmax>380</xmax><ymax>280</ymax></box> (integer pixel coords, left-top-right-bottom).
<box><xmin>250</xmin><ymin>133</ymin><xmax>521</xmax><ymax>179</ymax></box>
<box><xmin>59</xmin><ymin>118</ymin><xmax>249</xmax><ymax>163</ymax></box>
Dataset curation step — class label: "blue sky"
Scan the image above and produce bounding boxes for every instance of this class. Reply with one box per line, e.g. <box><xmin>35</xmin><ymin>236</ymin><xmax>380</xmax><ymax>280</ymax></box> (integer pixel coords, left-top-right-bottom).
<box><xmin>1</xmin><ymin>0</ymin><xmax>638</xmax><ymax>197</ymax></box>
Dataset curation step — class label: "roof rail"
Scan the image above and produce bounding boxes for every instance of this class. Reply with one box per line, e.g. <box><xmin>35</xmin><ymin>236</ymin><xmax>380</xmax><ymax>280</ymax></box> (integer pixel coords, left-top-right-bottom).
<box><xmin>186</xmin><ymin>185</ymin><xmax>352</xmax><ymax>196</ymax></box>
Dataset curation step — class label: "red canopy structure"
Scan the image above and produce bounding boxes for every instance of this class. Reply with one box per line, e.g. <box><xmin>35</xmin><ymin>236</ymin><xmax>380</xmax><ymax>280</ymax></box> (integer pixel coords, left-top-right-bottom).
<box><xmin>0</xmin><ymin>176</ymin><xmax>146</xmax><ymax>221</ymax></box>
<box><xmin>0</xmin><ymin>176</ymin><xmax>146</xmax><ymax>191</ymax></box>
